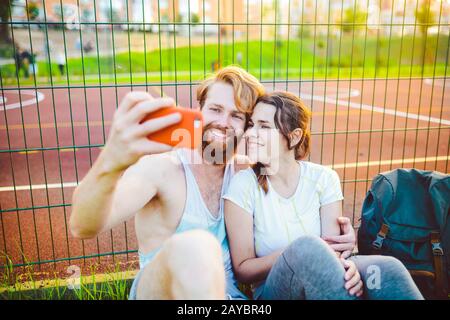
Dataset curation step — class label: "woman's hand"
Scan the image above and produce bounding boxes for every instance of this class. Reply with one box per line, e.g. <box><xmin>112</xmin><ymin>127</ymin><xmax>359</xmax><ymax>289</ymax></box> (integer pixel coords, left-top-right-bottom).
<box><xmin>341</xmin><ymin>258</ymin><xmax>364</xmax><ymax>297</ymax></box>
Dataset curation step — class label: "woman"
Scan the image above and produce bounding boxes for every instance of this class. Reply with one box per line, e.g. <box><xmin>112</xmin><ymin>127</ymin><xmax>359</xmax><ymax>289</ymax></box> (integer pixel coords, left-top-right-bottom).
<box><xmin>223</xmin><ymin>91</ymin><xmax>423</xmax><ymax>300</ymax></box>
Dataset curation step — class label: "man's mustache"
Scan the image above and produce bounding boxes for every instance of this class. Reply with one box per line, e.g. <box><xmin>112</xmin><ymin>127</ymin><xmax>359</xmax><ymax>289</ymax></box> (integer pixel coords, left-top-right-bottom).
<box><xmin>202</xmin><ymin>123</ymin><xmax>236</xmax><ymax>138</ymax></box>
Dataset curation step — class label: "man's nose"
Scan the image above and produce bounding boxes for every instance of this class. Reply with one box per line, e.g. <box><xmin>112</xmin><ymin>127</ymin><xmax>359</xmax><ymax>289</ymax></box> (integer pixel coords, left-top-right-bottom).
<box><xmin>215</xmin><ymin>113</ymin><xmax>231</xmax><ymax>128</ymax></box>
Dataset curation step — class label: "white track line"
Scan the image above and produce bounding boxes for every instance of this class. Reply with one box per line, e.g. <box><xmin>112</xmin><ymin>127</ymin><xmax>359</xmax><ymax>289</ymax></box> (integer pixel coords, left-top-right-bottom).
<box><xmin>424</xmin><ymin>78</ymin><xmax>449</xmax><ymax>88</ymax></box>
<box><xmin>0</xmin><ymin>182</ymin><xmax>78</xmax><ymax>192</ymax></box>
<box><xmin>0</xmin><ymin>155</ymin><xmax>448</xmax><ymax>193</ymax></box>
<box><xmin>0</xmin><ymin>90</ymin><xmax>45</xmax><ymax>111</ymax></box>
<box><xmin>1</xmin><ymin>86</ymin><xmax>448</xmax><ymax>192</ymax></box>
<box><xmin>300</xmin><ymin>91</ymin><xmax>450</xmax><ymax>126</ymax></box>
<box><xmin>330</xmin><ymin>155</ymin><xmax>450</xmax><ymax>169</ymax></box>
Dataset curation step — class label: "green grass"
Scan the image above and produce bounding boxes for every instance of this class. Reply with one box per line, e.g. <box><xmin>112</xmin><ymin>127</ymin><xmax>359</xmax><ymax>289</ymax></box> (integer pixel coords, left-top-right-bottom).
<box><xmin>0</xmin><ymin>253</ymin><xmax>135</xmax><ymax>300</ymax></box>
<box><xmin>1</xmin><ymin>35</ymin><xmax>449</xmax><ymax>86</ymax></box>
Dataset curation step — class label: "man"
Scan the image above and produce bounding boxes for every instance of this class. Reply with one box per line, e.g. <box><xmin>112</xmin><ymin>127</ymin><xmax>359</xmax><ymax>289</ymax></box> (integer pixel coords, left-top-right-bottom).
<box><xmin>56</xmin><ymin>50</ymin><xmax>66</xmax><ymax>76</ymax></box>
<box><xmin>14</xmin><ymin>43</ymin><xmax>22</xmax><ymax>77</ymax></box>
<box><xmin>70</xmin><ymin>66</ymin><xmax>358</xmax><ymax>299</ymax></box>
<box><xmin>20</xmin><ymin>48</ymin><xmax>31</xmax><ymax>78</ymax></box>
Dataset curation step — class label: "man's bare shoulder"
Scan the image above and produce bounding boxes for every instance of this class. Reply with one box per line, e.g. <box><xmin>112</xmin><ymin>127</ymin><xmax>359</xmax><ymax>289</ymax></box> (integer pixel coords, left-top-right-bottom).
<box><xmin>233</xmin><ymin>154</ymin><xmax>252</xmax><ymax>172</ymax></box>
<box><xmin>124</xmin><ymin>150</ymin><xmax>182</xmax><ymax>180</ymax></box>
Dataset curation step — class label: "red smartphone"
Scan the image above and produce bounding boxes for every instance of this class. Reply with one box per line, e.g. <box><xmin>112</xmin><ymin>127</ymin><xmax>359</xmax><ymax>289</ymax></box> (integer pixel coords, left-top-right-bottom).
<box><xmin>141</xmin><ymin>106</ymin><xmax>203</xmax><ymax>149</ymax></box>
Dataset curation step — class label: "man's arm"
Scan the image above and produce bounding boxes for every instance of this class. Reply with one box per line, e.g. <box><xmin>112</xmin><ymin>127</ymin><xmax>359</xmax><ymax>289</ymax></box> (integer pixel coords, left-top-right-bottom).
<box><xmin>69</xmin><ymin>92</ymin><xmax>181</xmax><ymax>239</ymax></box>
<box><xmin>322</xmin><ymin>216</ymin><xmax>356</xmax><ymax>259</ymax></box>
<box><xmin>70</xmin><ymin>155</ymin><xmax>160</xmax><ymax>239</ymax></box>
<box><xmin>320</xmin><ymin>201</ymin><xmax>363</xmax><ymax>297</ymax></box>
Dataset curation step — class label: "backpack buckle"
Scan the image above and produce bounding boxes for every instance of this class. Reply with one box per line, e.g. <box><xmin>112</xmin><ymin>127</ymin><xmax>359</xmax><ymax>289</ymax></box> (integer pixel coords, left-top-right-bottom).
<box><xmin>372</xmin><ymin>223</ymin><xmax>389</xmax><ymax>250</ymax></box>
<box><xmin>372</xmin><ymin>234</ymin><xmax>385</xmax><ymax>250</ymax></box>
<box><xmin>431</xmin><ymin>242</ymin><xmax>444</xmax><ymax>256</ymax></box>
<box><xmin>430</xmin><ymin>232</ymin><xmax>444</xmax><ymax>256</ymax></box>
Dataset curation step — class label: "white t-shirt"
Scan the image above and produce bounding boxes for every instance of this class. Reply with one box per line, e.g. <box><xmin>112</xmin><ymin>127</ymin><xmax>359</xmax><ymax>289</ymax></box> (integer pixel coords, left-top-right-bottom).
<box><xmin>222</xmin><ymin>161</ymin><xmax>344</xmax><ymax>297</ymax></box>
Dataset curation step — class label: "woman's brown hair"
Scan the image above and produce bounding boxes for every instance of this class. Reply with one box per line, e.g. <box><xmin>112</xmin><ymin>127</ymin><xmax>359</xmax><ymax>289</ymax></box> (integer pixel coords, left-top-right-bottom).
<box><xmin>252</xmin><ymin>91</ymin><xmax>312</xmax><ymax>193</ymax></box>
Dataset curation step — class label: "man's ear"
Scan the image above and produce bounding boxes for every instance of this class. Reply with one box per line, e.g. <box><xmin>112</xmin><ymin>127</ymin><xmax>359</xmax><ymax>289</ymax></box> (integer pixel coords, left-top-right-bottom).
<box><xmin>289</xmin><ymin>128</ymin><xmax>303</xmax><ymax>148</ymax></box>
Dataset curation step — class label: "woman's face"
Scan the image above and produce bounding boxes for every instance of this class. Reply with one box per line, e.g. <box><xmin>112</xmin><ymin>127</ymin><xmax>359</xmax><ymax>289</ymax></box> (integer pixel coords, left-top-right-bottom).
<box><xmin>244</xmin><ymin>102</ymin><xmax>290</xmax><ymax>166</ymax></box>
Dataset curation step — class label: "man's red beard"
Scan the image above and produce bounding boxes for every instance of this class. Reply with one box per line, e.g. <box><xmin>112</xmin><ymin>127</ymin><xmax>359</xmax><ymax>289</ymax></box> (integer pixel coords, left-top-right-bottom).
<box><xmin>202</xmin><ymin>122</ymin><xmax>240</xmax><ymax>165</ymax></box>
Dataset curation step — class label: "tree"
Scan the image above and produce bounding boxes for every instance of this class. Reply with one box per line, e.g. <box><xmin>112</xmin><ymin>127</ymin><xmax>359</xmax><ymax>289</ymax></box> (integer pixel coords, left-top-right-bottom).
<box><xmin>415</xmin><ymin>0</ymin><xmax>436</xmax><ymax>38</ymax></box>
<box><xmin>415</xmin><ymin>0</ymin><xmax>436</xmax><ymax>64</ymax></box>
<box><xmin>190</xmin><ymin>13</ymin><xmax>200</xmax><ymax>24</ymax></box>
<box><xmin>26</xmin><ymin>0</ymin><xmax>39</xmax><ymax>21</ymax></box>
<box><xmin>0</xmin><ymin>0</ymin><xmax>13</xmax><ymax>48</ymax></box>
<box><xmin>339</xmin><ymin>6</ymin><xmax>368</xmax><ymax>35</ymax></box>
<box><xmin>175</xmin><ymin>13</ymin><xmax>183</xmax><ymax>23</ymax></box>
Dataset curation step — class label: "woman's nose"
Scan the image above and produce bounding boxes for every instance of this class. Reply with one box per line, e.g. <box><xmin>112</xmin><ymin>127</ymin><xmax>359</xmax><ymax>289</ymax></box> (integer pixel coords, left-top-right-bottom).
<box><xmin>244</xmin><ymin>126</ymin><xmax>257</xmax><ymax>139</ymax></box>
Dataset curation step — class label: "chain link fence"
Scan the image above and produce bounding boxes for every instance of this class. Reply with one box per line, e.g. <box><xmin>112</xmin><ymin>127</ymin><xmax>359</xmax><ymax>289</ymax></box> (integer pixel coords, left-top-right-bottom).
<box><xmin>0</xmin><ymin>0</ymin><xmax>449</xmax><ymax>275</ymax></box>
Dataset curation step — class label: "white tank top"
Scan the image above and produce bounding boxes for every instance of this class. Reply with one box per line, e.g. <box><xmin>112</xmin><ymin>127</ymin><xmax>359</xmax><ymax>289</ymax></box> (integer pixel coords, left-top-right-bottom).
<box><xmin>138</xmin><ymin>148</ymin><xmax>236</xmax><ymax>282</ymax></box>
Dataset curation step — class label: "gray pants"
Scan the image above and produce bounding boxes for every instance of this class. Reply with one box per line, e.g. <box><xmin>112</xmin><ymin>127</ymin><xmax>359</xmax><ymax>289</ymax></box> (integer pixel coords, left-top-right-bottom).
<box><xmin>258</xmin><ymin>235</ymin><xmax>424</xmax><ymax>300</ymax></box>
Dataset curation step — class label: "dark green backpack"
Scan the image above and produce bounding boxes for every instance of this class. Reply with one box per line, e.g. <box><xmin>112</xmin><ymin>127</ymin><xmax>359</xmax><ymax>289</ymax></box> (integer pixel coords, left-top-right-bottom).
<box><xmin>357</xmin><ymin>168</ymin><xmax>450</xmax><ymax>299</ymax></box>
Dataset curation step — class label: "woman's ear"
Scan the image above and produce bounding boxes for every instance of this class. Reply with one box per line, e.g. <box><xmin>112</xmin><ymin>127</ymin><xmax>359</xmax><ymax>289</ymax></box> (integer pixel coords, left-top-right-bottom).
<box><xmin>289</xmin><ymin>128</ymin><xmax>303</xmax><ymax>149</ymax></box>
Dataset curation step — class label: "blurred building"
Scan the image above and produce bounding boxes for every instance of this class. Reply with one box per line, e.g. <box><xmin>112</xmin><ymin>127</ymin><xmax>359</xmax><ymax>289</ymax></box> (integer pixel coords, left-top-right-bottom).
<box><xmin>9</xmin><ymin>0</ymin><xmax>450</xmax><ymax>36</ymax></box>
<box><xmin>10</xmin><ymin>0</ymin><xmax>245</xmax><ymax>34</ymax></box>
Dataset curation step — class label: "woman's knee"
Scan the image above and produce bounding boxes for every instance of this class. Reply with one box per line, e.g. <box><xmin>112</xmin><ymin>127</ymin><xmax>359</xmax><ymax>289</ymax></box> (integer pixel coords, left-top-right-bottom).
<box><xmin>374</xmin><ymin>256</ymin><xmax>409</xmax><ymax>274</ymax></box>
<box><xmin>354</xmin><ymin>255</ymin><xmax>411</xmax><ymax>284</ymax></box>
<box><xmin>282</xmin><ymin>235</ymin><xmax>336</xmax><ymax>270</ymax></box>
<box><xmin>284</xmin><ymin>235</ymin><xmax>331</xmax><ymax>259</ymax></box>
<box><xmin>354</xmin><ymin>255</ymin><xmax>423</xmax><ymax>300</ymax></box>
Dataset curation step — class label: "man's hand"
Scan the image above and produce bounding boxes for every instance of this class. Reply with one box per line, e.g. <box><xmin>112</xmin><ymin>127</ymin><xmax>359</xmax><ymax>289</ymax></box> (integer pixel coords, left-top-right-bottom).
<box><xmin>322</xmin><ymin>216</ymin><xmax>356</xmax><ymax>259</ymax></box>
<box><xmin>100</xmin><ymin>91</ymin><xmax>182</xmax><ymax>173</ymax></box>
<box><xmin>341</xmin><ymin>258</ymin><xmax>363</xmax><ymax>297</ymax></box>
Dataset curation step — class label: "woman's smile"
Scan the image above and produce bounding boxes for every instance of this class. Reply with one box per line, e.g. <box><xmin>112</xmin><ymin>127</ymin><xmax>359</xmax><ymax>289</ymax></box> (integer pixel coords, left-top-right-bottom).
<box><xmin>247</xmin><ymin>139</ymin><xmax>264</xmax><ymax>147</ymax></box>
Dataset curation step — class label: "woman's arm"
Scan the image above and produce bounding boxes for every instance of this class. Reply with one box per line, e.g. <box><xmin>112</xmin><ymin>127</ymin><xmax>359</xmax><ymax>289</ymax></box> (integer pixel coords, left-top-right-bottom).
<box><xmin>224</xmin><ymin>200</ymin><xmax>282</xmax><ymax>285</ymax></box>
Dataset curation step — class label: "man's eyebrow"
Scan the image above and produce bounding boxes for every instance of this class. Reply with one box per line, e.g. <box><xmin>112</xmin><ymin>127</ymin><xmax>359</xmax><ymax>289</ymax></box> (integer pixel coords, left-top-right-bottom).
<box><xmin>257</xmin><ymin>119</ymin><xmax>270</xmax><ymax>124</ymax></box>
<box><xmin>231</xmin><ymin>110</ymin><xmax>245</xmax><ymax>116</ymax></box>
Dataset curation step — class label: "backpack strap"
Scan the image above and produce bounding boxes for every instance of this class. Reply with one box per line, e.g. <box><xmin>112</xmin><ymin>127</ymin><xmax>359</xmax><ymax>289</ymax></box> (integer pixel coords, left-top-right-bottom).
<box><xmin>372</xmin><ymin>223</ymin><xmax>389</xmax><ymax>251</ymax></box>
<box><xmin>430</xmin><ymin>231</ymin><xmax>448</xmax><ymax>299</ymax></box>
